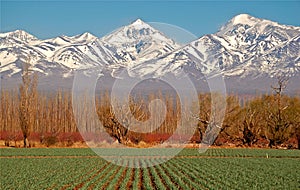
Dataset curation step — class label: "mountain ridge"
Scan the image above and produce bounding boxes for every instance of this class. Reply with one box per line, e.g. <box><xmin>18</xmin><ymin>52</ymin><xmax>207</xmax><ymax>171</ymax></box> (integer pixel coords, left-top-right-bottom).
<box><xmin>1</xmin><ymin>14</ymin><xmax>299</xmax><ymax>93</ymax></box>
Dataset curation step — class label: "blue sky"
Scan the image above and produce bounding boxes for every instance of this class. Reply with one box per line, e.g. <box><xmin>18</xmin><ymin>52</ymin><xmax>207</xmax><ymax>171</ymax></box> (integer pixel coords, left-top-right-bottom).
<box><xmin>1</xmin><ymin>1</ymin><xmax>299</xmax><ymax>39</ymax></box>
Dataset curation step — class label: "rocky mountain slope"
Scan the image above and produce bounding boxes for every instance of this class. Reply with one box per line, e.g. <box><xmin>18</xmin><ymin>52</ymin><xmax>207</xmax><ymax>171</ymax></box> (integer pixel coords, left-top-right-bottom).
<box><xmin>1</xmin><ymin>14</ymin><xmax>299</xmax><ymax>93</ymax></box>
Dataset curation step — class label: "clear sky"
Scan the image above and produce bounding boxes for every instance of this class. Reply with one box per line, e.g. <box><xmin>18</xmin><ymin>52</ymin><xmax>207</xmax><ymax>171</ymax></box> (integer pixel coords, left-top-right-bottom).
<box><xmin>1</xmin><ymin>1</ymin><xmax>299</xmax><ymax>39</ymax></box>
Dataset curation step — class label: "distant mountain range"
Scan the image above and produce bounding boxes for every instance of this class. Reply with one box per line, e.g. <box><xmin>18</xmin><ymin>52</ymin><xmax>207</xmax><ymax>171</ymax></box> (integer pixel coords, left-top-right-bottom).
<box><xmin>1</xmin><ymin>14</ymin><xmax>299</xmax><ymax>94</ymax></box>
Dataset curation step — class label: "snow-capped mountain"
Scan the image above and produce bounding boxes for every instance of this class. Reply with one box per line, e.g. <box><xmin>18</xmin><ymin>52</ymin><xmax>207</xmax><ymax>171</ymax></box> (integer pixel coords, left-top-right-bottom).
<box><xmin>0</xmin><ymin>30</ymin><xmax>99</xmax><ymax>76</ymax></box>
<box><xmin>127</xmin><ymin>14</ymin><xmax>299</xmax><ymax>79</ymax></box>
<box><xmin>0</xmin><ymin>14</ymin><xmax>299</xmax><ymax>93</ymax></box>
<box><xmin>216</xmin><ymin>14</ymin><xmax>299</xmax><ymax>77</ymax></box>
<box><xmin>0</xmin><ymin>19</ymin><xmax>180</xmax><ymax>76</ymax></box>
<box><xmin>0</xmin><ymin>30</ymin><xmax>39</xmax><ymax>47</ymax></box>
<box><xmin>101</xmin><ymin>19</ymin><xmax>180</xmax><ymax>64</ymax></box>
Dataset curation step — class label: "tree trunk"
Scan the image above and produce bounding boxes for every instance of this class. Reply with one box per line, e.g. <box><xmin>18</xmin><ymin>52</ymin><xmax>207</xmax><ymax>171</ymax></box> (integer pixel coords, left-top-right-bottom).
<box><xmin>297</xmin><ymin>135</ymin><xmax>300</xmax><ymax>150</ymax></box>
<box><xmin>268</xmin><ymin>139</ymin><xmax>275</xmax><ymax>148</ymax></box>
<box><xmin>197</xmin><ymin>127</ymin><xmax>203</xmax><ymax>143</ymax></box>
<box><xmin>23</xmin><ymin>135</ymin><xmax>29</xmax><ymax>148</ymax></box>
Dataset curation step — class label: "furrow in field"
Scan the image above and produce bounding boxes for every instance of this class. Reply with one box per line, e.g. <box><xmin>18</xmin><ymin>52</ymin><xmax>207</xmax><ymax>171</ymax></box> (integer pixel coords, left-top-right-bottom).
<box><xmin>126</xmin><ymin>168</ymin><xmax>136</xmax><ymax>189</ymax></box>
<box><xmin>101</xmin><ymin>165</ymin><xmax>123</xmax><ymax>189</ymax></box>
<box><xmin>138</xmin><ymin>167</ymin><xmax>143</xmax><ymax>190</ymax></box>
<box><xmin>117</xmin><ymin>165</ymin><xmax>132</xmax><ymax>190</ymax></box>
<box><xmin>72</xmin><ymin>162</ymin><xmax>111</xmax><ymax>190</ymax></box>
<box><xmin>113</xmin><ymin>164</ymin><xmax>129</xmax><ymax>189</ymax></box>
<box><xmin>131</xmin><ymin>161</ymin><xmax>142</xmax><ymax>190</ymax></box>
<box><xmin>141</xmin><ymin>159</ymin><xmax>155</xmax><ymax>190</ymax></box>
<box><xmin>88</xmin><ymin>164</ymin><xmax>119</xmax><ymax>189</ymax></box>
<box><xmin>82</xmin><ymin>162</ymin><xmax>114</xmax><ymax>189</ymax></box>
<box><xmin>61</xmin><ymin>160</ymin><xmax>107</xmax><ymax>190</ymax></box>
<box><xmin>148</xmin><ymin>161</ymin><xmax>167</xmax><ymax>190</ymax></box>
<box><xmin>151</xmin><ymin>158</ymin><xmax>180</xmax><ymax>189</ymax></box>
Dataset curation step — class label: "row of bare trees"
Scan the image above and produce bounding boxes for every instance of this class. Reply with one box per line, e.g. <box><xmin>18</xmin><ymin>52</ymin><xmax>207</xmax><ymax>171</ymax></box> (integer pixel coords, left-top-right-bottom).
<box><xmin>0</xmin><ymin>67</ymin><xmax>299</xmax><ymax>148</ymax></box>
<box><xmin>1</xmin><ymin>64</ymin><xmax>77</xmax><ymax>147</ymax></box>
<box><xmin>213</xmin><ymin>77</ymin><xmax>300</xmax><ymax>148</ymax></box>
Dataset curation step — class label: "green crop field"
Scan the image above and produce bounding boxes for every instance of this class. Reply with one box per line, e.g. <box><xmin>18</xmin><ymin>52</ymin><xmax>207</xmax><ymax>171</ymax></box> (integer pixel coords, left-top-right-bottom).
<box><xmin>1</xmin><ymin>148</ymin><xmax>299</xmax><ymax>190</ymax></box>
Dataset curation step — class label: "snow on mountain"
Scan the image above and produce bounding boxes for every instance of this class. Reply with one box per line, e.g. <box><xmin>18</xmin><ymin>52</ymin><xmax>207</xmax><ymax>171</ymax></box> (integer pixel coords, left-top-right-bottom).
<box><xmin>52</xmin><ymin>40</ymin><xmax>116</xmax><ymax>69</ymax></box>
<box><xmin>218</xmin><ymin>14</ymin><xmax>299</xmax><ymax>51</ymax></box>
<box><xmin>52</xmin><ymin>19</ymin><xmax>181</xmax><ymax>70</ymax></box>
<box><xmin>0</xmin><ymin>30</ymin><xmax>39</xmax><ymax>47</ymax></box>
<box><xmin>0</xmin><ymin>15</ymin><xmax>299</xmax><ymax>83</ymax></box>
<box><xmin>0</xmin><ymin>30</ymin><xmax>43</xmax><ymax>76</ymax></box>
<box><xmin>42</xmin><ymin>32</ymin><xmax>97</xmax><ymax>46</ymax></box>
<box><xmin>70</xmin><ymin>32</ymin><xmax>97</xmax><ymax>43</ymax></box>
<box><xmin>0</xmin><ymin>19</ymin><xmax>181</xmax><ymax>76</ymax></box>
<box><xmin>0</xmin><ymin>31</ymin><xmax>98</xmax><ymax>75</ymax></box>
<box><xmin>127</xmin><ymin>14</ymin><xmax>300</xmax><ymax>79</ymax></box>
<box><xmin>101</xmin><ymin>19</ymin><xmax>180</xmax><ymax>64</ymax></box>
<box><xmin>215</xmin><ymin>14</ymin><xmax>300</xmax><ymax>77</ymax></box>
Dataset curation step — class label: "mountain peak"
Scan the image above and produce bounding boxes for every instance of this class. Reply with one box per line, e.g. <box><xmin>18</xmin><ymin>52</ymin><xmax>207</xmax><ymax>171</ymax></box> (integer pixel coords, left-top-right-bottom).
<box><xmin>1</xmin><ymin>29</ymin><xmax>38</xmax><ymax>43</ymax></box>
<box><xmin>127</xmin><ymin>18</ymin><xmax>152</xmax><ymax>30</ymax></box>
<box><xmin>131</xmin><ymin>18</ymin><xmax>145</xmax><ymax>25</ymax></box>
<box><xmin>81</xmin><ymin>32</ymin><xmax>92</xmax><ymax>36</ymax></box>
<box><xmin>76</xmin><ymin>32</ymin><xmax>96</xmax><ymax>40</ymax></box>
<box><xmin>102</xmin><ymin>18</ymin><xmax>155</xmax><ymax>43</ymax></box>
<box><xmin>231</xmin><ymin>14</ymin><xmax>260</xmax><ymax>25</ymax></box>
<box><xmin>218</xmin><ymin>14</ymin><xmax>269</xmax><ymax>35</ymax></box>
<box><xmin>2</xmin><ymin>29</ymin><xmax>31</xmax><ymax>37</ymax></box>
<box><xmin>12</xmin><ymin>29</ymin><xmax>30</xmax><ymax>35</ymax></box>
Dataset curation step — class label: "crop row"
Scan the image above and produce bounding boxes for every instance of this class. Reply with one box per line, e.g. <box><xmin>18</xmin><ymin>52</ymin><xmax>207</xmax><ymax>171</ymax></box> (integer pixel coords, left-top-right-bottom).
<box><xmin>1</xmin><ymin>148</ymin><xmax>300</xmax><ymax>158</ymax></box>
<box><xmin>1</xmin><ymin>155</ymin><xmax>299</xmax><ymax>189</ymax></box>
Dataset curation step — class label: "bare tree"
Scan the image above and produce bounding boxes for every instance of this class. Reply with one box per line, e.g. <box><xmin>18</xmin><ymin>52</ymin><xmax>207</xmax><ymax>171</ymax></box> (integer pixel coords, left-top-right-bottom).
<box><xmin>193</xmin><ymin>93</ymin><xmax>229</xmax><ymax>145</ymax></box>
<box><xmin>19</xmin><ymin>58</ymin><xmax>38</xmax><ymax>147</ymax></box>
<box><xmin>240</xmin><ymin>109</ymin><xmax>261</xmax><ymax>146</ymax></box>
<box><xmin>192</xmin><ymin>94</ymin><xmax>210</xmax><ymax>142</ymax></box>
<box><xmin>265</xmin><ymin>76</ymin><xmax>291</xmax><ymax>148</ymax></box>
<box><xmin>98</xmin><ymin>95</ymin><xmax>146</xmax><ymax>145</ymax></box>
<box><xmin>271</xmin><ymin>76</ymin><xmax>289</xmax><ymax>120</ymax></box>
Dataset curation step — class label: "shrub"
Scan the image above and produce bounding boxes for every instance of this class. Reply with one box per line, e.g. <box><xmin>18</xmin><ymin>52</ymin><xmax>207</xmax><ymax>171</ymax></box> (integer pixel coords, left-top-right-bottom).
<box><xmin>43</xmin><ymin>136</ymin><xmax>58</xmax><ymax>147</ymax></box>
